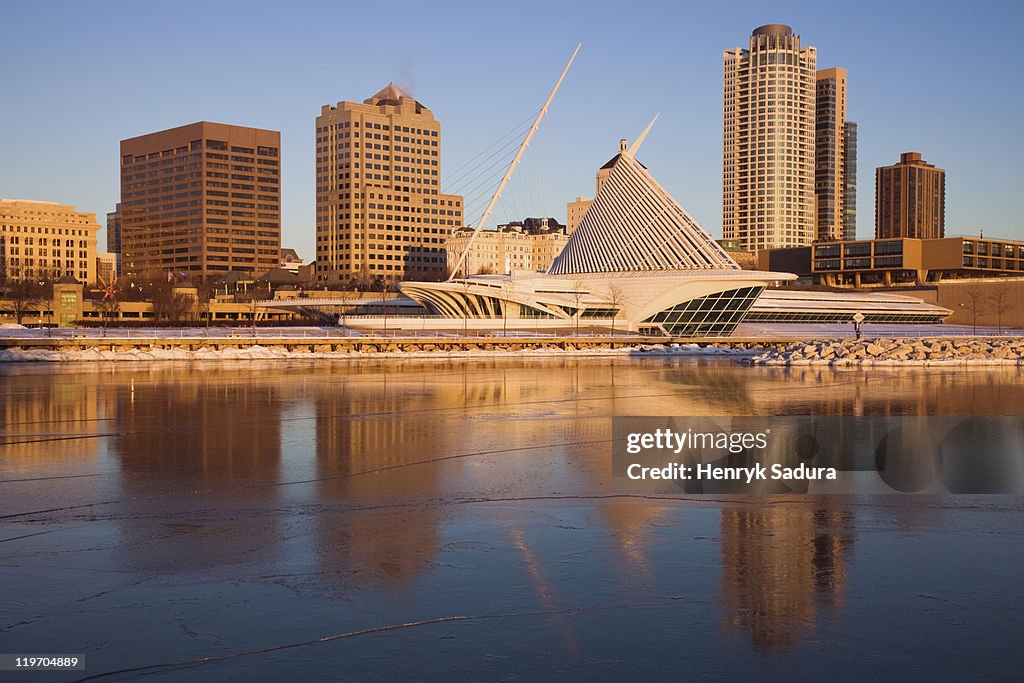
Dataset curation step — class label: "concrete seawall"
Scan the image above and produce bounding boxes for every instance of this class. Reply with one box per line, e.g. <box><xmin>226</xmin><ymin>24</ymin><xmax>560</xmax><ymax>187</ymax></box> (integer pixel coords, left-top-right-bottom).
<box><xmin>7</xmin><ymin>333</ymin><xmax>1021</xmax><ymax>363</ymax></box>
<box><xmin>0</xmin><ymin>334</ymin><xmax>778</xmax><ymax>356</ymax></box>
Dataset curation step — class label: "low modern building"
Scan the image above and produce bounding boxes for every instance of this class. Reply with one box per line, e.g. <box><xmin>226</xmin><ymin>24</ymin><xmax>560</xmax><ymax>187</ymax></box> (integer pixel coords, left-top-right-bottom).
<box><xmin>445</xmin><ymin>218</ymin><xmax>567</xmax><ymax>275</ymax></box>
<box><xmin>0</xmin><ymin>199</ymin><xmax>100</xmax><ymax>284</ymax></box>
<box><xmin>397</xmin><ymin>131</ymin><xmax>954</xmax><ymax>334</ymax></box>
<box><xmin>0</xmin><ymin>281</ymin><xmax>301</xmax><ymax>327</ymax></box>
<box><xmin>746</xmin><ymin>289</ymin><xmax>950</xmax><ymax>324</ymax></box>
<box><xmin>759</xmin><ymin>236</ymin><xmax>1024</xmax><ymax>288</ymax></box>
<box><xmin>757</xmin><ymin>246</ymin><xmax>813</xmax><ymax>278</ymax></box>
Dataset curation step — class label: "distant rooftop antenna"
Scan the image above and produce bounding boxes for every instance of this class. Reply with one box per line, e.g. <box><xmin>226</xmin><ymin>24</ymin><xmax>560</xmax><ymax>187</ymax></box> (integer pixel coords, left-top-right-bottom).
<box><xmin>449</xmin><ymin>43</ymin><xmax>581</xmax><ymax>281</ymax></box>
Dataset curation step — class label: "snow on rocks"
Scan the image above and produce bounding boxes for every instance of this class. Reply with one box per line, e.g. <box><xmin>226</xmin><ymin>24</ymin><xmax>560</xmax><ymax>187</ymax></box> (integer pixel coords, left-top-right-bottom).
<box><xmin>751</xmin><ymin>337</ymin><xmax>1024</xmax><ymax>366</ymax></box>
<box><xmin>0</xmin><ymin>342</ymin><xmax>750</xmax><ymax>363</ymax></box>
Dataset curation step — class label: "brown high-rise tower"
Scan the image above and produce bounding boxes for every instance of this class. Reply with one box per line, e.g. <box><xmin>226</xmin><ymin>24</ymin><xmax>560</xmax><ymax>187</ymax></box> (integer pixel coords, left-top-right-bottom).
<box><xmin>315</xmin><ymin>84</ymin><xmax>462</xmax><ymax>284</ymax></box>
<box><xmin>815</xmin><ymin>67</ymin><xmax>848</xmax><ymax>242</ymax></box>
<box><xmin>120</xmin><ymin>122</ymin><xmax>281</xmax><ymax>282</ymax></box>
<box><xmin>875</xmin><ymin>152</ymin><xmax>945</xmax><ymax>239</ymax></box>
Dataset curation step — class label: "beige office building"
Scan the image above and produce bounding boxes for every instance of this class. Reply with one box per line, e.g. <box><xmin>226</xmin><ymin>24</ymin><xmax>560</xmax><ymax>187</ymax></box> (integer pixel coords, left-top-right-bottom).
<box><xmin>0</xmin><ymin>199</ymin><xmax>100</xmax><ymax>283</ymax></box>
<box><xmin>120</xmin><ymin>122</ymin><xmax>282</xmax><ymax>282</ymax></box>
<box><xmin>815</xmin><ymin>67</ymin><xmax>847</xmax><ymax>242</ymax></box>
<box><xmin>875</xmin><ymin>152</ymin><xmax>945</xmax><ymax>239</ymax></box>
<box><xmin>315</xmin><ymin>84</ymin><xmax>463</xmax><ymax>283</ymax></box>
<box><xmin>723</xmin><ymin>24</ymin><xmax>817</xmax><ymax>252</ymax></box>
<box><xmin>446</xmin><ymin>218</ymin><xmax>567</xmax><ymax>275</ymax></box>
<box><xmin>96</xmin><ymin>252</ymin><xmax>117</xmax><ymax>284</ymax></box>
<box><xmin>566</xmin><ymin>196</ymin><xmax>592</xmax><ymax>235</ymax></box>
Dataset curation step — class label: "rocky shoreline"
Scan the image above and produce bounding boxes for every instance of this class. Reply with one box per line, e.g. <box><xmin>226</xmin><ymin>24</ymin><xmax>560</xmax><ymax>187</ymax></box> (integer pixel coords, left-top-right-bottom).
<box><xmin>750</xmin><ymin>337</ymin><xmax>1024</xmax><ymax>365</ymax></box>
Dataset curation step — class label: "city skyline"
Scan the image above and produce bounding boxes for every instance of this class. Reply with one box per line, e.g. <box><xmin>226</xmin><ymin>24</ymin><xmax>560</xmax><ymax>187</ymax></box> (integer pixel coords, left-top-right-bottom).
<box><xmin>2</xmin><ymin>0</ymin><xmax>1022</xmax><ymax>262</ymax></box>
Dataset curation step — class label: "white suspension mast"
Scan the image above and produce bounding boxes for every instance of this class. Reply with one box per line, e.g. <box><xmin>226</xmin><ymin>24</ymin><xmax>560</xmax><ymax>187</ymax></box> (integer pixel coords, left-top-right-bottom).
<box><xmin>449</xmin><ymin>43</ymin><xmax>580</xmax><ymax>281</ymax></box>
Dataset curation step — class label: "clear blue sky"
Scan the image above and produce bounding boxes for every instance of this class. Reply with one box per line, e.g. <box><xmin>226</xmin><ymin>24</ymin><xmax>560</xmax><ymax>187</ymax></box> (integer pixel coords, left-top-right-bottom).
<box><xmin>2</xmin><ymin>0</ymin><xmax>1022</xmax><ymax>260</ymax></box>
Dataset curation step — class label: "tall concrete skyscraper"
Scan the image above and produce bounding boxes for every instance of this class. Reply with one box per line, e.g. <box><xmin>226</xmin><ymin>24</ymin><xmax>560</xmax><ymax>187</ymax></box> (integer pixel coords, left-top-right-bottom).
<box><xmin>843</xmin><ymin>121</ymin><xmax>858</xmax><ymax>240</ymax></box>
<box><xmin>120</xmin><ymin>122</ymin><xmax>281</xmax><ymax>282</ymax></box>
<box><xmin>723</xmin><ymin>24</ymin><xmax>816</xmax><ymax>252</ymax></box>
<box><xmin>315</xmin><ymin>84</ymin><xmax>463</xmax><ymax>284</ymax></box>
<box><xmin>875</xmin><ymin>152</ymin><xmax>945</xmax><ymax>239</ymax></box>
<box><xmin>815</xmin><ymin>67</ymin><xmax>847</xmax><ymax>242</ymax></box>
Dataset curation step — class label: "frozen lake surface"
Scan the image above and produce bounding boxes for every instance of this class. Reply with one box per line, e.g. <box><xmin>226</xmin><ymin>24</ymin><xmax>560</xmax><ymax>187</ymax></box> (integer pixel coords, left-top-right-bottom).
<box><xmin>1</xmin><ymin>357</ymin><xmax>1022</xmax><ymax>681</ymax></box>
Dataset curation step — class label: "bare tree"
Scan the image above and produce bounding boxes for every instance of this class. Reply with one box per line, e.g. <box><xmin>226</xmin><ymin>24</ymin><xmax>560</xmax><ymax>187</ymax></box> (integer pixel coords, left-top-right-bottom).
<box><xmin>195</xmin><ymin>283</ymin><xmax>216</xmax><ymax>328</ymax></box>
<box><xmin>129</xmin><ymin>270</ymin><xmax>193</xmax><ymax>324</ymax></box>
<box><xmin>571</xmin><ymin>280</ymin><xmax>586</xmax><ymax>336</ymax></box>
<box><xmin>148</xmin><ymin>282</ymin><xmax>193</xmax><ymax>323</ymax></box>
<box><xmin>989</xmin><ymin>284</ymin><xmax>1011</xmax><ymax>335</ymax></box>
<box><xmin>352</xmin><ymin>267</ymin><xmax>374</xmax><ymax>294</ymax></box>
<box><xmin>236</xmin><ymin>281</ymin><xmax>271</xmax><ymax>333</ymax></box>
<box><xmin>3</xmin><ymin>276</ymin><xmax>51</xmax><ymax>326</ymax></box>
<box><xmin>604</xmin><ymin>284</ymin><xmax>627</xmax><ymax>337</ymax></box>
<box><xmin>379</xmin><ymin>275</ymin><xmax>400</xmax><ymax>336</ymax></box>
<box><xmin>336</xmin><ymin>288</ymin><xmax>360</xmax><ymax>328</ymax></box>
<box><xmin>961</xmin><ymin>283</ymin><xmax>985</xmax><ymax>335</ymax></box>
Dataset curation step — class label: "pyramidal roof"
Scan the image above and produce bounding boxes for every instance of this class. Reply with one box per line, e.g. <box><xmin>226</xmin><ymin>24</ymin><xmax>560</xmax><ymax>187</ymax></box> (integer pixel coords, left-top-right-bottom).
<box><xmin>366</xmin><ymin>82</ymin><xmax>415</xmax><ymax>106</ymax></box>
<box><xmin>548</xmin><ymin>149</ymin><xmax>739</xmax><ymax>275</ymax></box>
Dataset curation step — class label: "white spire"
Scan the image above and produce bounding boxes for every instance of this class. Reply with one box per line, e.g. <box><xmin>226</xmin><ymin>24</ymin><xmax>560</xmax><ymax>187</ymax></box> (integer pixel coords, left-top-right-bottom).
<box><xmin>626</xmin><ymin>113</ymin><xmax>659</xmax><ymax>158</ymax></box>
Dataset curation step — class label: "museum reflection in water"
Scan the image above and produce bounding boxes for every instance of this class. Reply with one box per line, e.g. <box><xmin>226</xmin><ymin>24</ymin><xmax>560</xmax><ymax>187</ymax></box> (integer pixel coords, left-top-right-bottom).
<box><xmin>3</xmin><ymin>359</ymin><xmax>1022</xmax><ymax>651</ymax></box>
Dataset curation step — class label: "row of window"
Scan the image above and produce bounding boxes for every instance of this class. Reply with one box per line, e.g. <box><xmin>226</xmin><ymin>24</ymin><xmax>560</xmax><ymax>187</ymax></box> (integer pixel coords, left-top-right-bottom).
<box><xmin>318</xmin><ymin>120</ymin><xmax>438</xmax><ymax>136</ymax></box>
<box><xmin>963</xmin><ymin>242</ymin><xmax>1024</xmax><ymax>257</ymax></box>
<box><xmin>123</xmin><ymin>141</ymin><xmax>277</xmax><ymax>165</ymax></box>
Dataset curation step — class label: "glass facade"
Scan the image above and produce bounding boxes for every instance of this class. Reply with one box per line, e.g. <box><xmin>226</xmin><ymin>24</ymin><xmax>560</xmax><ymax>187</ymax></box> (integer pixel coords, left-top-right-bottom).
<box><xmin>744</xmin><ymin>310</ymin><xmax>946</xmax><ymax>324</ymax></box>
<box><xmin>641</xmin><ymin>286</ymin><xmax>764</xmax><ymax>337</ymax></box>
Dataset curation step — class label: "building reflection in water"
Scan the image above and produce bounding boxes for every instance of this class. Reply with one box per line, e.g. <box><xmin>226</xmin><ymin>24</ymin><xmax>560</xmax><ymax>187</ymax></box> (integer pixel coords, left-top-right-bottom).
<box><xmin>311</xmin><ymin>364</ymin><xmax>449</xmax><ymax>589</ymax></box>
<box><xmin>110</xmin><ymin>365</ymin><xmax>285</xmax><ymax>572</ymax></box>
<box><xmin>4</xmin><ymin>358</ymin><xmax>1020</xmax><ymax>651</ymax></box>
<box><xmin>719</xmin><ymin>501</ymin><xmax>855</xmax><ymax>652</ymax></box>
<box><xmin>0</xmin><ymin>366</ymin><xmax>114</xmax><ymax>470</ymax></box>
<box><xmin>114</xmin><ymin>365</ymin><xmax>283</xmax><ymax>488</ymax></box>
